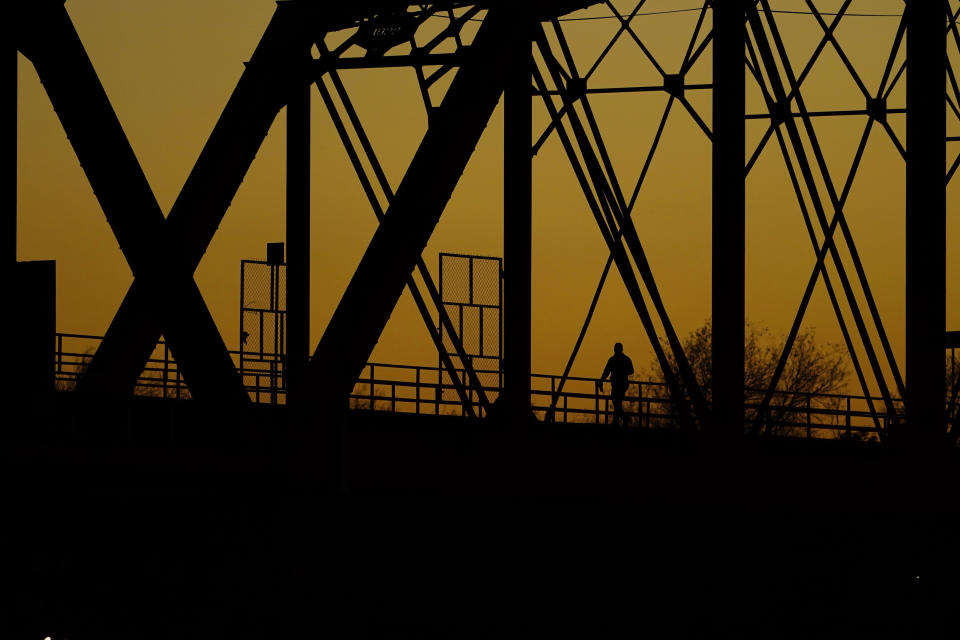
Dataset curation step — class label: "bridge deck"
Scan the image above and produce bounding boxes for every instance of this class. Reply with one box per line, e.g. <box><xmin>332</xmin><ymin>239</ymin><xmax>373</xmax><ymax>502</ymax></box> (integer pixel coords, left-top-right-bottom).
<box><xmin>6</xmin><ymin>391</ymin><xmax>960</xmax><ymax>637</ymax></box>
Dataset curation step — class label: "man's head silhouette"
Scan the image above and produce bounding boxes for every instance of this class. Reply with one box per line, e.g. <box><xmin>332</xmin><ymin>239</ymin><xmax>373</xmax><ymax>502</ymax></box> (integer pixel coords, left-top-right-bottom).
<box><xmin>614</xmin><ymin>342</ymin><xmax>623</xmax><ymax>354</ymax></box>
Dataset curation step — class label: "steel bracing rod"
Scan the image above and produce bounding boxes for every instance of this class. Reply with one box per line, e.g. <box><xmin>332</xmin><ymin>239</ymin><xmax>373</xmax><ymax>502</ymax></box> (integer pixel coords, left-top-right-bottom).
<box><xmin>559</xmin><ymin>3</ymin><xmax>714</xmax><ymax>142</ymax></box>
<box><xmin>319</xmin><ymin>60</ymin><xmax>491</xmax><ymax>415</ymax></box>
<box><xmin>879</xmin><ymin>15</ymin><xmax>908</xmax><ymax>97</ymax></box>
<box><xmin>747</xmin><ymin>7</ymin><xmax>905</xmax><ymax>429</ymax></box>
<box><xmin>747</xmin><ymin>6</ymin><xmax>900</xmax><ymax>421</ymax></box>
<box><xmin>420</xmin><ymin>5</ymin><xmax>484</xmax><ymax>52</ymax></box>
<box><xmin>760</xmin><ymin>2</ymin><xmax>906</xmax><ymax>400</ymax></box>
<box><xmin>409</xmin><ymin>5</ymin><xmax>485</xmax><ymax>117</ymax></box>
<box><xmin>412</xmin><ymin>63</ymin><xmax>435</xmax><ymax>118</ymax></box>
<box><xmin>752</xmin><ymin>6</ymin><xmax>899</xmax><ymax>414</ymax></box>
<box><xmin>602</xmin><ymin>0</ymin><xmax>667</xmax><ymax>77</ymax></box>
<box><xmin>944</xmin><ymin>8</ymin><xmax>960</xmax><ymax>183</ymax></box>
<box><xmin>554</xmin><ymin>7</ymin><xmax>713</xmax><ymax>141</ymax></box>
<box><xmin>535</xmin><ymin>84</ymin><xmax>713</xmax><ymax>96</ymax></box>
<box><xmin>802</xmin><ymin>0</ymin><xmax>871</xmax><ymax>102</ymax></box>
<box><xmin>946</xmin><ymin>59</ymin><xmax>960</xmax><ymax>115</ymax></box>
<box><xmin>448</xmin><ymin>7</ymin><xmax>465</xmax><ymax>48</ymax></box>
<box><xmin>756</xmin><ymin>121</ymin><xmax>884</xmax><ymax>434</ymax></box>
<box><xmin>533</xmin><ymin>32</ymin><xmax>703</xmax><ymax>429</ymax></box>
<box><xmin>582</xmin><ymin>1</ymin><xmax>650</xmax><ymax>81</ymax></box>
<box><xmin>948</xmin><ymin>95</ymin><xmax>960</xmax><ymax>122</ymax></box>
<box><xmin>682</xmin><ymin>28</ymin><xmax>714</xmax><ymax>76</ymax></box>
<box><xmin>679</xmin><ymin>1</ymin><xmax>712</xmax><ymax>76</ymax></box>
<box><xmin>313</xmin><ymin>79</ymin><xmax>478</xmax><ymax>418</ymax></box>
<box><xmin>313</xmin><ymin>70</ymin><xmax>489</xmax><ymax>416</ymax></box>
<box><xmin>550</xmin><ymin>22</ymin><xmax>630</xmax><ymax>213</ymax></box>
<box><xmin>742</xmin><ymin>34</ymin><xmax>881</xmax><ymax>432</ymax></box>
<box><xmin>532</xmin><ymin>102</ymin><xmax>572</xmax><ymax>155</ymax></box>
<box><xmin>883</xmin><ymin>3</ymin><xmax>958</xmax><ymax>104</ymax></box>
<box><xmin>947</xmin><ymin>5</ymin><xmax>960</xmax><ymax>184</ymax></box>
<box><xmin>545</xmin><ymin>96</ymin><xmax>675</xmax><ymax>418</ymax></box>
<box><xmin>550</xmin><ymin>20</ymin><xmax>709</xmax><ymax>383</ymax></box>
<box><xmin>547</xmin><ymin>25</ymin><xmax>705</xmax><ymax>409</ymax></box>
<box><xmin>16</xmin><ymin>2</ymin><xmax>247</xmax><ymax>401</ymax></box>
<box><xmin>543</xmin><ymin>19</ymin><xmax>711</xmax><ymax>424</ymax></box>
<box><xmin>629</xmin><ymin>5</ymin><xmax>709</xmax><ymax>212</ymax></box>
<box><xmin>883</xmin><ymin>6</ymin><xmax>960</xmax><ymax>107</ymax></box>
<box><xmin>744</xmin><ymin>1</ymin><xmax>854</xmax><ymax>177</ymax></box>
<box><xmin>746</xmin><ymin>108</ymin><xmax>908</xmax><ymax>120</ymax></box>
<box><xmin>530</xmin><ymin>50</ymin><xmax>696</xmax><ymax>430</ymax></box>
<box><xmin>307</xmin><ymin>9</ymin><xmax>509</xmax><ymax>412</ymax></box>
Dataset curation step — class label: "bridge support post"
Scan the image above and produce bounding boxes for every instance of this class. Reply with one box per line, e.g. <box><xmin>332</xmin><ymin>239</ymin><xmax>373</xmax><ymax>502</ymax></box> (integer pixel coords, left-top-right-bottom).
<box><xmin>286</xmin><ymin>61</ymin><xmax>310</xmax><ymax>407</ymax></box>
<box><xmin>9</xmin><ymin>37</ymin><xmax>15</xmax><ymax>269</ymax></box>
<box><xmin>904</xmin><ymin>0</ymin><xmax>946</xmax><ymax>444</ymax></box>
<box><xmin>712</xmin><ymin>0</ymin><xmax>746</xmax><ymax>436</ymax></box>
<box><xmin>503</xmin><ymin>12</ymin><xmax>533</xmax><ymax>422</ymax></box>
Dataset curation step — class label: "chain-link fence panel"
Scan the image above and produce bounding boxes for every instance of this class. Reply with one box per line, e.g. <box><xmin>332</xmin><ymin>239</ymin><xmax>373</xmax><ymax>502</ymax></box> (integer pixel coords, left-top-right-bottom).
<box><xmin>240</xmin><ymin>260</ymin><xmax>286</xmax><ymax>403</ymax></box>
<box><xmin>438</xmin><ymin>253</ymin><xmax>502</xmax><ymax>414</ymax></box>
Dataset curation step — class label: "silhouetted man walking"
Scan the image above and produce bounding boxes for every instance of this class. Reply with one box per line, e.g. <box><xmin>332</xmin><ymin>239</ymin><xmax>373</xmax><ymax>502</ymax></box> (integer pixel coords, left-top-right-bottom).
<box><xmin>599</xmin><ymin>342</ymin><xmax>634</xmax><ymax>425</ymax></box>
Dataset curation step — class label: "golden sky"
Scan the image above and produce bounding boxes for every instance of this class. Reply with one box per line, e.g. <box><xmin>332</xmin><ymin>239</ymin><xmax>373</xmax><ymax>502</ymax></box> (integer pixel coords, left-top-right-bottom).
<box><xmin>15</xmin><ymin>0</ymin><xmax>960</xmax><ymax>392</ymax></box>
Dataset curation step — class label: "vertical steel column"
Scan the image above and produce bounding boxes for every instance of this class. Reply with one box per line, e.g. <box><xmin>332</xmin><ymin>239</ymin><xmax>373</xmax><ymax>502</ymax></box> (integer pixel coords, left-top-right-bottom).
<box><xmin>10</xmin><ymin>40</ymin><xmax>16</xmax><ymax>268</ymax></box>
<box><xmin>286</xmin><ymin>64</ymin><xmax>310</xmax><ymax>406</ymax></box>
<box><xmin>503</xmin><ymin>13</ymin><xmax>533</xmax><ymax>422</ymax></box>
<box><xmin>904</xmin><ymin>0</ymin><xmax>946</xmax><ymax>442</ymax></box>
<box><xmin>712</xmin><ymin>0</ymin><xmax>746</xmax><ymax>435</ymax></box>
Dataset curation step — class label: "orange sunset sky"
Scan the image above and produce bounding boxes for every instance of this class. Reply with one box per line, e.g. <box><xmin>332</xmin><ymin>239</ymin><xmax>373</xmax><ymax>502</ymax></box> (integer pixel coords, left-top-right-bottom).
<box><xmin>15</xmin><ymin>0</ymin><xmax>960</xmax><ymax>391</ymax></box>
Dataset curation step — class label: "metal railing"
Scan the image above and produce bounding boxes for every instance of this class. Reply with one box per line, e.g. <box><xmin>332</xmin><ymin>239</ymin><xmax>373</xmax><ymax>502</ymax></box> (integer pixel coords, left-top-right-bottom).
<box><xmin>54</xmin><ymin>332</ymin><xmax>945</xmax><ymax>440</ymax></box>
<box><xmin>54</xmin><ymin>333</ymin><xmax>281</xmax><ymax>402</ymax></box>
<box><xmin>348</xmin><ymin>363</ymin><xmax>896</xmax><ymax>440</ymax></box>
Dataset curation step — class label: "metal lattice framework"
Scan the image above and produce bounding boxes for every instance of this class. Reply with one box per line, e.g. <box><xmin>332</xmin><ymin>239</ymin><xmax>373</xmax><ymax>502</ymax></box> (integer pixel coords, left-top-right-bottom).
<box><xmin>11</xmin><ymin>1</ymin><xmax>959</xmax><ymax>443</ymax></box>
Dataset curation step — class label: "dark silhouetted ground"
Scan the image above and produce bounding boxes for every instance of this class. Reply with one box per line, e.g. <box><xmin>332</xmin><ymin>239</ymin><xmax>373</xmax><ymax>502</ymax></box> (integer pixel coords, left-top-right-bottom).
<box><xmin>6</xmin><ymin>393</ymin><xmax>960</xmax><ymax>638</ymax></box>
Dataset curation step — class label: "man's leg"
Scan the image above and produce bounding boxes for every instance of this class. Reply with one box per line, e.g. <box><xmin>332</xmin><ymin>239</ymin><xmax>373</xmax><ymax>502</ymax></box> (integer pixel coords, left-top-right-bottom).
<box><xmin>613</xmin><ymin>387</ymin><xmax>626</xmax><ymax>425</ymax></box>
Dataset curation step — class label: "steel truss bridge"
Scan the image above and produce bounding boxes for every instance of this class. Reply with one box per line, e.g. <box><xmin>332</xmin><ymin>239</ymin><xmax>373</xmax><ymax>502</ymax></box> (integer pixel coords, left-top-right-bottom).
<box><xmin>11</xmin><ymin>0</ymin><xmax>960</xmax><ymax>446</ymax></box>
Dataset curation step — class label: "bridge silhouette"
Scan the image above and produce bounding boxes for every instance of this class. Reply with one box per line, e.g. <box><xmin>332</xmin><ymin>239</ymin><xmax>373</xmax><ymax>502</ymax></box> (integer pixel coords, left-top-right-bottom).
<box><xmin>10</xmin><ymin>1</ymin><xmax>960</xmax><ymax>637</ymax></box>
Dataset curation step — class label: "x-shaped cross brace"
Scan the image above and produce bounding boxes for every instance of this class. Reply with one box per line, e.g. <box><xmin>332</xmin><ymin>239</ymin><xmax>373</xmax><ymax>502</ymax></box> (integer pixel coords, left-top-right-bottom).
<box><xmin>18</xmin><ymin>2</ymin><xmax>312</xmax><ymax>401</ymax></box>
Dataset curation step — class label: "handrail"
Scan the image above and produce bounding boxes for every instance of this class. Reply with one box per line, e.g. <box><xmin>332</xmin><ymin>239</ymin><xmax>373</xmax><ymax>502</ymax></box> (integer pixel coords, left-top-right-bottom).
<box><xmin>51</xmin><ymin>332</ymin><xmax>934</xmax><ymax>439</ymax></box>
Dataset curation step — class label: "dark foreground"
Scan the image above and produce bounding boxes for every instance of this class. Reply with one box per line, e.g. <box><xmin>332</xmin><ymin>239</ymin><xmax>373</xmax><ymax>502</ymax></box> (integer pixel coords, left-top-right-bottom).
<box><xmin>6</xmin><ymin>393</ymin><xmax>960</xmax><ymax>638</ymax></box>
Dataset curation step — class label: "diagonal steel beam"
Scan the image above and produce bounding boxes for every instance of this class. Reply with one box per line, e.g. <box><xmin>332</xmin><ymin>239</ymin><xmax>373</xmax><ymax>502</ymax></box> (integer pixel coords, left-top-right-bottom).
<box><xmin>306</xmin><ymin>9</ymin><xmax>511</xmax><ymax>411</ymax></box>
<box><xmin>320</xmin><ymin>61</ymin><xmax>493</xmax><ymax>414</ymax></box>
<box><xmin>546</xmin><ymin>23</ymin><xmax>711</xmax><ymax>426</ymax></box>
<box><xmin>761</xmin><ymin>1</ymin><xmax>906</xmax><ymax>399</ymax></box>
<box><xmin>312</xmin><ymin>75</ymin><xmax>481</xmax><ymax>418</ymax></box>
<box><xmin>748</xmin><ymin>5</ymin><xmax>899</xmax><ymax>422</ymax></box>
<box><xmin>16</xmin><ymin>1</ymin><xmax>247</xmax><ymax>401</ymax></box>
<box><xmin>533</xmin><ymin>33</ymin><xmax>700</xmax><ymax>430</ymax></box>
<box><xmin>76</xmin><ymin>3</ymin><xmax>314</xmax><ymax>402</ymax></box>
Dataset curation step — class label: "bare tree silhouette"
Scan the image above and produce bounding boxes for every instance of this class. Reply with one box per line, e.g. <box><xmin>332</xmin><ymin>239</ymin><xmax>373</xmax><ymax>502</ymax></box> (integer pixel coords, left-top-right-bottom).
<box><xmin>648</xmin><ymin>321</ymin><xmax>849</xmax><ymax>435</ymax></box>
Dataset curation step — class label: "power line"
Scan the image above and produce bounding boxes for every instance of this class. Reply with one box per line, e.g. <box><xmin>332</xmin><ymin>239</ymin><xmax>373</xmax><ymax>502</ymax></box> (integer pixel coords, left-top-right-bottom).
<box><xmin>553</xmin><ymin>8</ymin><xmax>903</xmax><ymax>21</ymax></box>
<box><xmin>438</xmin><ymin>7</ymin><xmax>904</xmax><ymax>23</ymax></box>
